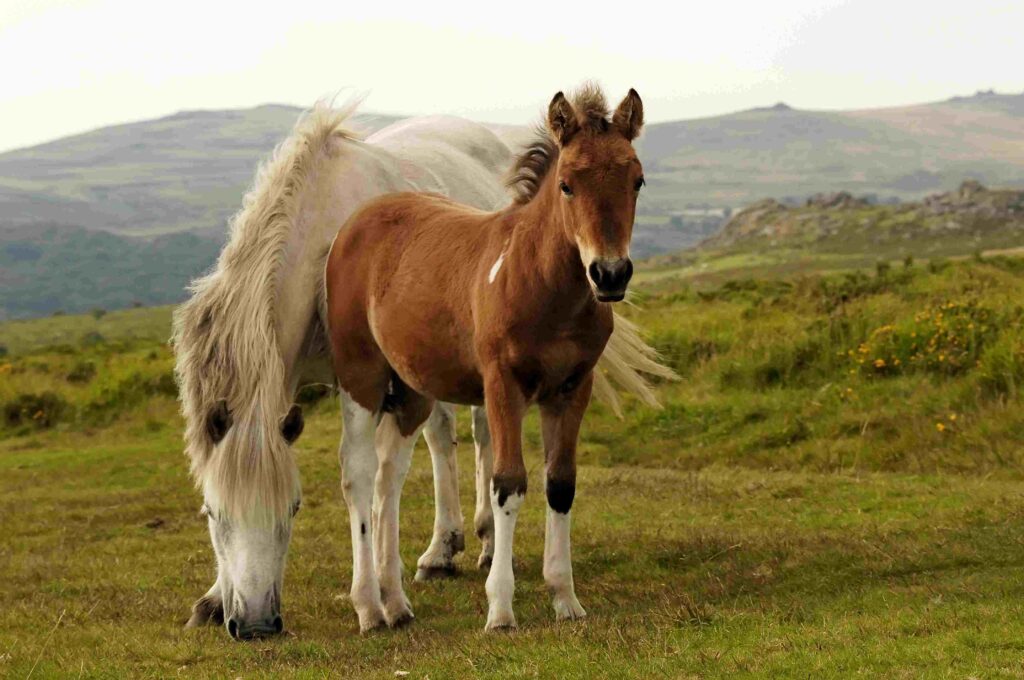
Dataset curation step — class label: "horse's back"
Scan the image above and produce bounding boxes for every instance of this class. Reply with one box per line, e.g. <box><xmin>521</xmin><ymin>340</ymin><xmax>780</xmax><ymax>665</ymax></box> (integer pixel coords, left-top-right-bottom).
<box><xmin>368</xmin><ymin>116</ymin><xmax>514</xmax><ymax>211</ymax></box>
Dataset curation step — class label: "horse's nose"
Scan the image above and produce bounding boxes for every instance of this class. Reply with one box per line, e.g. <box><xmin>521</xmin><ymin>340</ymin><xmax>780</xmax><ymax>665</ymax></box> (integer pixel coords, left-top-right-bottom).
<box><xmin>228</xmin><ymin>615</ymin><xmax>284</xmax><ymax>640</ymax></box>
<box><xmin>588</xmin><ymin>258</ymin><xmax>633</xmax><ymax>301</ymax></box>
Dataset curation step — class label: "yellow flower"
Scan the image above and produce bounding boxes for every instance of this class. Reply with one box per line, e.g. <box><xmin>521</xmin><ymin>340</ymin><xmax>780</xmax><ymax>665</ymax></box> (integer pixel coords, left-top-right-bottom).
<box><xmin>874</xmin><ymin>358</ymin><xmax>886</xmax><ymax>368</ymax></box>
<box><xmin>948</xmin><ymin>414</ymin><xmax>957</xmax><ymax>421</ymax></box>
<box><xmin>936</xmin><ymin>423</ymin><xmax>946</xmax><ymax>432</ymax></box>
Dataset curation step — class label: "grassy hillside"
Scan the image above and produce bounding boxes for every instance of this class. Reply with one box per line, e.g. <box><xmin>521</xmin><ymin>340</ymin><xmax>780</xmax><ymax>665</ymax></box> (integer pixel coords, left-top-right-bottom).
<box><xmin>4</xmin><ymin>254</ymin><xmax>1024</xmax><ymax>676</ymax></box>
<box><xmin>0</xmin><ymin>106</ymin><xmax>401</xmax><ymax>237</ymax></box>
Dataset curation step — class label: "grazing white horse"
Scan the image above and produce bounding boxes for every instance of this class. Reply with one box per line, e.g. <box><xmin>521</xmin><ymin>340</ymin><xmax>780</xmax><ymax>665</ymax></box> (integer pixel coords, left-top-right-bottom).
<box><xmin>173</xmin><ymin>100</ymin><xmax>674</xmax><ymax>638</ymax></box>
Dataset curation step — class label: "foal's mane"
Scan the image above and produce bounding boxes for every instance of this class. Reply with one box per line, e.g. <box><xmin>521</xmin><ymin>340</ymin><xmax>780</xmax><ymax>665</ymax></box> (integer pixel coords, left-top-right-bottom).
<box><xmin>172</xmin><ymin>100</ymin><xmax>362</xmax><ymax>523</ymax></box>
<box><xmin>507</xmin><ymin>82</ymin><xmax>612</xmax><ymax>205</ymax></box>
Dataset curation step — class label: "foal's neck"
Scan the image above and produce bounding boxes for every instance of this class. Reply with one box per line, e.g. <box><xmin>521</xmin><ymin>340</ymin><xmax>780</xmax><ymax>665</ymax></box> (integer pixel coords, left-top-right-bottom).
<box><xmin>510</xmin><ymin>175</ymin><xmax>592</xmax><ymax>309</ymax></box>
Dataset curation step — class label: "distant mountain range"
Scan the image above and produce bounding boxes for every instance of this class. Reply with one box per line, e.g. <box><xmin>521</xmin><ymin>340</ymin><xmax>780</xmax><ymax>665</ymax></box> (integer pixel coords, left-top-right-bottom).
<box><xmin>2</xmin><ymin>90</ymin><xmax>1023</xmax><ymax>319</ymax></box>
<box><xmin>636</xmin><ymin>90</ymin><xmax>1024</xmax><ymax>212</ymax></box>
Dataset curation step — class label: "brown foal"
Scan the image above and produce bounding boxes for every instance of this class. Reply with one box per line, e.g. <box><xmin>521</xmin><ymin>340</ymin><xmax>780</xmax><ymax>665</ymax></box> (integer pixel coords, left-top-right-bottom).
<box><xmin>324</xmin><ymin>84</ymin><xmax>644</xmax><ymax>631</ymax></box>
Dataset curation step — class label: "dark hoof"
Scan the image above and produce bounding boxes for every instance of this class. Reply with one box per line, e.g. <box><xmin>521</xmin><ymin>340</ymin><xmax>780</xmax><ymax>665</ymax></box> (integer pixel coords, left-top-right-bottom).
<box><xmin>185</xmin><ymin>594</ymin><xmax>224</xmax><ymax>628</ymax></box>
<box><xmin>415</xmin><ymin>564</ymin><xmax>459</xmax><ymax>581</ymax></box>
<box><xmin>388</xmin><ymin>611</ymin><xmax>415</xmax><ymax>629</ymax></box>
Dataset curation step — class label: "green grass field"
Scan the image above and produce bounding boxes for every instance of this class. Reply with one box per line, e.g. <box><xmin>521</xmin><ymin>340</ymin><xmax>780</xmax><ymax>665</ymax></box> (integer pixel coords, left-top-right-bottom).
<box><xmin>3</xmin><ymin>255</ymin><xmax>1024</xmax><ymax>678</ymax></box>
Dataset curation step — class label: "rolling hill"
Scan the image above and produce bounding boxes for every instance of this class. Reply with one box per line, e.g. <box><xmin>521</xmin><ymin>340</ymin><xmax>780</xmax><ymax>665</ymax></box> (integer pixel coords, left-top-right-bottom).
<box><xmin>636</xmin><ymin>91</ymin><xmax>1024</xmax><ymax>212</ymax></box>
<box><xmin>2</xmin><ymin>89</ymin><xmax>1024</xmax><ymax>319</ymax></box>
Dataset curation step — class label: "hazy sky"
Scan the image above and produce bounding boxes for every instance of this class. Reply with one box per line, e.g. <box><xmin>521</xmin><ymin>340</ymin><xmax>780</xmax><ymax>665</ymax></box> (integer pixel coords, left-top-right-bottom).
<box><xmin>1</xmin><ymin>0</ymin><xmax>1021</xmax><ymax>153</ymax></box>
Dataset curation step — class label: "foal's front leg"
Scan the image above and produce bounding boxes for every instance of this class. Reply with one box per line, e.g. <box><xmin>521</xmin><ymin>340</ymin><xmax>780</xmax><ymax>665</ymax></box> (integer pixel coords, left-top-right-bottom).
<box><xmin>482</xmin><ymin>368</ymin><xmax>527</xmax><ymax>631</ymax></box>
<box><xmin>539</xmin><ymin>372</ymin><xmax>592</xmax><ymax>621</ymax></box>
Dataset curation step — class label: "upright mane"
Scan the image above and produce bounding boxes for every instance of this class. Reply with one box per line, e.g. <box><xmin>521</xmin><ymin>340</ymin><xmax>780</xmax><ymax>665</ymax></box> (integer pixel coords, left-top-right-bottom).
<box><xmin>507</xmin><ymin>82</ymin><xmax>611</xmax><ymax>204</ymax></box>
<box><xmin>172</xmin><ymin>100</ymin><xmax>362</xmax><ymax>523</ymax></box>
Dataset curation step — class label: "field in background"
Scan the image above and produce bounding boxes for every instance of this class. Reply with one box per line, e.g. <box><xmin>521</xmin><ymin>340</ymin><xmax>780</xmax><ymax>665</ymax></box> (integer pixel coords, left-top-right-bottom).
<box><xmin>4</xmin><ymin>253</ymin><xmax>1024</xmax><ymax>677</ymax></box>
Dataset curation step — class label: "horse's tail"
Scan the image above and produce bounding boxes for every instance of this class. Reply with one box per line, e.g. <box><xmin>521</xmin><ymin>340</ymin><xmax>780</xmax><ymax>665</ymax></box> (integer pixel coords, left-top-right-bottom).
<box><xmin>592</xmin><ymin>311</ymin><xmax>679</xmax><ymax>417</ymax></box>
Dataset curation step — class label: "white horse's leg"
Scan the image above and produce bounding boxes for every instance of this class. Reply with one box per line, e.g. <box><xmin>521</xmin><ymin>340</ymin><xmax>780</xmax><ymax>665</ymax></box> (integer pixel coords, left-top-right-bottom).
<box><xmin>415</xmin><ymin>403</ymin><xmax>466</xmax><ymax>580</ymax></box>
<box><xmin>472</xmin><ymin>406</ymin><xmax>495</xmax><ymax>570</ymax></box>
<box><xmin>373</xmin><ymin>412</ymin><xmax>421</xmax><ymax>626</ymax></box>
<box><xmin>338</xmin><ymin>391</ymin><xmax>386</xmax><ymax>632</ymax></box>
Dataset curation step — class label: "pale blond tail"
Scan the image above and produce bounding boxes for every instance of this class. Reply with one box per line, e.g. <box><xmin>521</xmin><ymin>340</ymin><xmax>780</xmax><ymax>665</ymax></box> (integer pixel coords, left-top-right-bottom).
<box><xmin>592</xmin><ymin>311</ymin><xmax>679</xmax><ymax>417</ymax></box>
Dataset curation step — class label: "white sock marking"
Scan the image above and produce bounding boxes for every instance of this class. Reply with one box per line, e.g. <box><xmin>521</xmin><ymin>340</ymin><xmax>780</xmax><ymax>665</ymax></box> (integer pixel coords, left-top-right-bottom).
<box><xmin>485</xmin><ymin>488</ymin><xmax>523</xmax><ymax>630</ymax></box>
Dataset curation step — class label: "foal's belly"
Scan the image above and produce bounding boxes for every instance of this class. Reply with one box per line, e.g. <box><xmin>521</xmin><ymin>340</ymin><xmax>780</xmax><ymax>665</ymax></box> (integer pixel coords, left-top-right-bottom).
<box><xmin>372</xmin><ymin>302</ymin><xmax>485</xmax><ymax>406</ymax></box>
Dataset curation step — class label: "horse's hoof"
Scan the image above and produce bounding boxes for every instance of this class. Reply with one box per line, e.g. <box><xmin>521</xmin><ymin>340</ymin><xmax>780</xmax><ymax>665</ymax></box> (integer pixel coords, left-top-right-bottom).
<box><xmin>185</xmin><ymin>594</ymin><xmax>224</xmax><ymax>628</ymax></box>
<box><xmin>387</xmin><ymin>609</ymin><xmax>415</xmax><ymax>629</ymax></box>
<box><xmin>356</xmin><ymin>608</ymin><xmax>387</xmax><ymax>634</ymax></box>
<box><xmin>415</xmin><ymin>564</ymin><xmax>458</xmax><ymax>582</ymax></box>
<box><xmin>484</xmin><ymin>610</ymin><xmax>517</xmax><ymax>632</ymax></box>
<box><xmin>553</xmin><ymin>596</ymin><xmax>587</xmax><ymax>622</ymax></box>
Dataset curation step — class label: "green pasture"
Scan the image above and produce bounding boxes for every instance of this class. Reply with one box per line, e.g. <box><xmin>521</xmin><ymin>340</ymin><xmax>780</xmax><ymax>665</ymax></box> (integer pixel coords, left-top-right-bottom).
<box><xmin>3</xmin><ymin>255</ymin><xmax>1024</xmax><ymax>677</ymax></box>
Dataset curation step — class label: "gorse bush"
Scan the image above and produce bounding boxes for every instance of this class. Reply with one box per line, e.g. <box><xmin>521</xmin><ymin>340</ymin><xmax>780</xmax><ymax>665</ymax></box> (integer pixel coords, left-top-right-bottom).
<box><xmin>847</xmin><ymin>299</ymin><xmax>1004</xmax><ymax>378</ymax></box>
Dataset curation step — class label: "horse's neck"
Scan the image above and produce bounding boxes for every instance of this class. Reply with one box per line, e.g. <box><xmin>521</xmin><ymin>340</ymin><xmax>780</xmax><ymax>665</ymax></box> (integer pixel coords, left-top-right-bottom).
<box><xmin>277</xmin><ymin>140</ymin><xmax>404</xmax><ymax>382</ymax></box>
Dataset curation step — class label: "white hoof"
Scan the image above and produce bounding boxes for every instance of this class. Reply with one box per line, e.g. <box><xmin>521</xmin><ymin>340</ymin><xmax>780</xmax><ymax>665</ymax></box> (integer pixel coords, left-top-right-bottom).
<box><xmin>484</xmin><ymin>607</ymin><xmax>518</xmax><ymax>632</ymax></box>
<box><xmin>553</xmin><ymin>595</ymin><xmax>586</xmax><ymax>621</ymax></box>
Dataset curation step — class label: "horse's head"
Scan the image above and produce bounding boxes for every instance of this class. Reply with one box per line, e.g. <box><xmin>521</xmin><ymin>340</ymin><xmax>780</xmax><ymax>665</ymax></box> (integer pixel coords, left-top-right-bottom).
<box><xmin>201</xmin><ymin>399</ymin><xmax>304</xmax><ymax>639</ymax></box>
<box><xmin>547</xmin><ymin>86</ymin><xmax>645</xmax><ymax>302</ymax></box>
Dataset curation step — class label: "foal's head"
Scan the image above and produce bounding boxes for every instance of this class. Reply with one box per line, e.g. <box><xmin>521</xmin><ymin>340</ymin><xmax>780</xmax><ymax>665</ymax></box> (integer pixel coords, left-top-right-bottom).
<box><xmin>547</xmin><ymin>85</ymin><xmax>644</xmax><ymax>302</ymax></box>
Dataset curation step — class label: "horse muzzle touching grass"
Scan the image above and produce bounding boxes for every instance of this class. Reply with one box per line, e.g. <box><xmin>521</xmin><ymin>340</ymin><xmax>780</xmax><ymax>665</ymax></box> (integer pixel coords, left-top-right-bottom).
<box><xmin>324</xmin><ymin>83</ymin><xmax>645</xmax><ymax>631</ymax></box>
<box><xmin>184</xmin><ymin>402</ymin><xmax>304</xmax><ymax>639</ymax></box>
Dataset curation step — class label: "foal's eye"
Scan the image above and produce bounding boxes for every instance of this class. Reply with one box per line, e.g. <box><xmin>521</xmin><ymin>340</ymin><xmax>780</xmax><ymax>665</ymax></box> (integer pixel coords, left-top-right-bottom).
<box><xmin>634</xmin><ymin>176</ymin><xmax>645</xmax><ymax>191</ymax></box>
<box><xmin>559</xmin><ymin>181</ymin><xmax>573</xmax><ymax>196</ymax></box>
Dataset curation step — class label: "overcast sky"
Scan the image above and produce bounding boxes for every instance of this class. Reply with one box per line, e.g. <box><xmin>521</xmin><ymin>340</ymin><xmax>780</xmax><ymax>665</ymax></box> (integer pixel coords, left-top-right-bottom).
<box><xmin>1</xmin><ymin>0</ymin><xmax>1021</xmax><ymax>153</ymax></box>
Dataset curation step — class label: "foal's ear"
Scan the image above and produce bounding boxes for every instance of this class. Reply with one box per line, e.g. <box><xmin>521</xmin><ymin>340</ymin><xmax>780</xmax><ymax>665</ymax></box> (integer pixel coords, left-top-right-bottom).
<box><xmin>547</xmin><ymin>92</ymin><xmax>580</xmax><ymax>146</ymax></box>
<box><xmin>613</xmin><ymin>88</ymin><xmax>644</xmax><ymax>141</ymax></box>
<box><xmin>281</xmin><ymin>404</ymin><xmax>304</xmax><ymax>445</ymax></box>
<box><xmin>206</xmin><ymin>399</ymin><xmax>232</xmax><ymax>444</ymax></box>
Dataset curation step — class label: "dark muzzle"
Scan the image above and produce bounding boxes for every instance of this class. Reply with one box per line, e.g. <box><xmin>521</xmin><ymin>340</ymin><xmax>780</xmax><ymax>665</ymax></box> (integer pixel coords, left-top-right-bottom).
<box><xmin>588</xmin><ymin>258</ymin><xmax>633</xmax><ymax>302</ymax></box>
<box><xmin>228</xmin><ymin>615</ymin><xmax>284</xmax><ymax>640</ymax></box>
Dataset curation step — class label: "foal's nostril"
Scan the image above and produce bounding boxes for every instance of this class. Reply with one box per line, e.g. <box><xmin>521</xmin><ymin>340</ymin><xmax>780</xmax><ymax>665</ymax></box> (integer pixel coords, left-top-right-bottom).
<box><xmin>227</xmin><ymin>618</ymin><xmax>240</xmax><ymax>639</ymax></box>
<box><xmin>273</xmin><ymin>615</ymin><xmax>284</xmax><ymax>634</ymax></box>
<box><xmin>589</xmin><ymin>258</ymin><xmax>633</xmax><ymax>295</ymax></box>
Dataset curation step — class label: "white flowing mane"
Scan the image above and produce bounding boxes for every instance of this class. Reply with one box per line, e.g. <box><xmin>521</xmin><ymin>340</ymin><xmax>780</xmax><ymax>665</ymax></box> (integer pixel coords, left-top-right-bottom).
<box><xmin>172</xmin><ymin>101</ymin><xmax>361</xmax><ymax>523</ymax></box>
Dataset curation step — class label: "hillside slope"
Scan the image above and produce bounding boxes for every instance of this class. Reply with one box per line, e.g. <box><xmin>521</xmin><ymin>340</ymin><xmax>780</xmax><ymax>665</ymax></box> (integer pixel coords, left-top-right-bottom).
<box><xmin>637</xmin><ymin>91</ymin><xmax>1024</xmax><ymax>211</ymax></box>
<box><xmin>0</xmin><ymin>106</ymin><xmax>401</xmax><ymax>236</ymax></box>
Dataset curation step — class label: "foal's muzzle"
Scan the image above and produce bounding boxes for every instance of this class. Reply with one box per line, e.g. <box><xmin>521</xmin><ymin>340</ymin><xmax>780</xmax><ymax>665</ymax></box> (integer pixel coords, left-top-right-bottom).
<box><xmin>228</xmin><ymin>615</ymin><xmax>284</xmax><ymax>640</ymax></box>
<box><xmin>588</xmin><ymin>258</ymin><xmax>633</xmax><ymax>302</ymax></box>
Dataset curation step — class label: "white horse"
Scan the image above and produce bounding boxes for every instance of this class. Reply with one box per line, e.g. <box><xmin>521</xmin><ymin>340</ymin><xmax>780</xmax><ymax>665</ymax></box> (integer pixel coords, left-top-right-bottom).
<box><xmin>173</xmin><ymin>99</ymin><xmax>674</xmax><ymax>638</ymax></box>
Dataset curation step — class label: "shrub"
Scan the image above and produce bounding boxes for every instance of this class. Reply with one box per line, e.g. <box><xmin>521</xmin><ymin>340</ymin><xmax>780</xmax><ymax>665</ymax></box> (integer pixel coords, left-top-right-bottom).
<box><xmin>3</xmin><ymin>392</ymin><xmax>68</xmax><ymax>429</ymax></box>
<box><xmin>651</xmin><ymin>331</ymin><xmax>719</xmax><ymax>374</ymax></box>
<box><xmin>66</xmin><ymin>360</ymin><xmax>97</xmax><ymax>384</ymax></box>
<box><xmin>90</xmin><ymin>307</ymin><xmax>107</xmax><ymax>320</ymax></box>
<box><xmin>847</xmin><ymin>299</ymin><xmax>998</xmax><ymax>378</ymax></box>
<box><xmin>977</xmin><ymin>331</ymin><xmax>1024</xmax><ymax>398</ymax></box>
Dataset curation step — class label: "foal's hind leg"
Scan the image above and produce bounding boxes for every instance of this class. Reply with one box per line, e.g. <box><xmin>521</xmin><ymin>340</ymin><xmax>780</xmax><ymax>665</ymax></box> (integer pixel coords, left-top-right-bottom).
<box><xmin>372</xmin><ymin>410</ymin><xmax>428</xmax><ymax>626</ymax></box>
<box><xmin>338</xmin><ymin>390</ymin><xmax>387</xmax><ymax>632</ymax></box>
<box><xmin>472</xmin><ymin>405</ymin><xmax>496</xmax><ymax>570</ymax></box>
<box><xmin>415</xmin><ymin>403</ymin><xmax>466</xmax><ymax>580</ymax></box>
